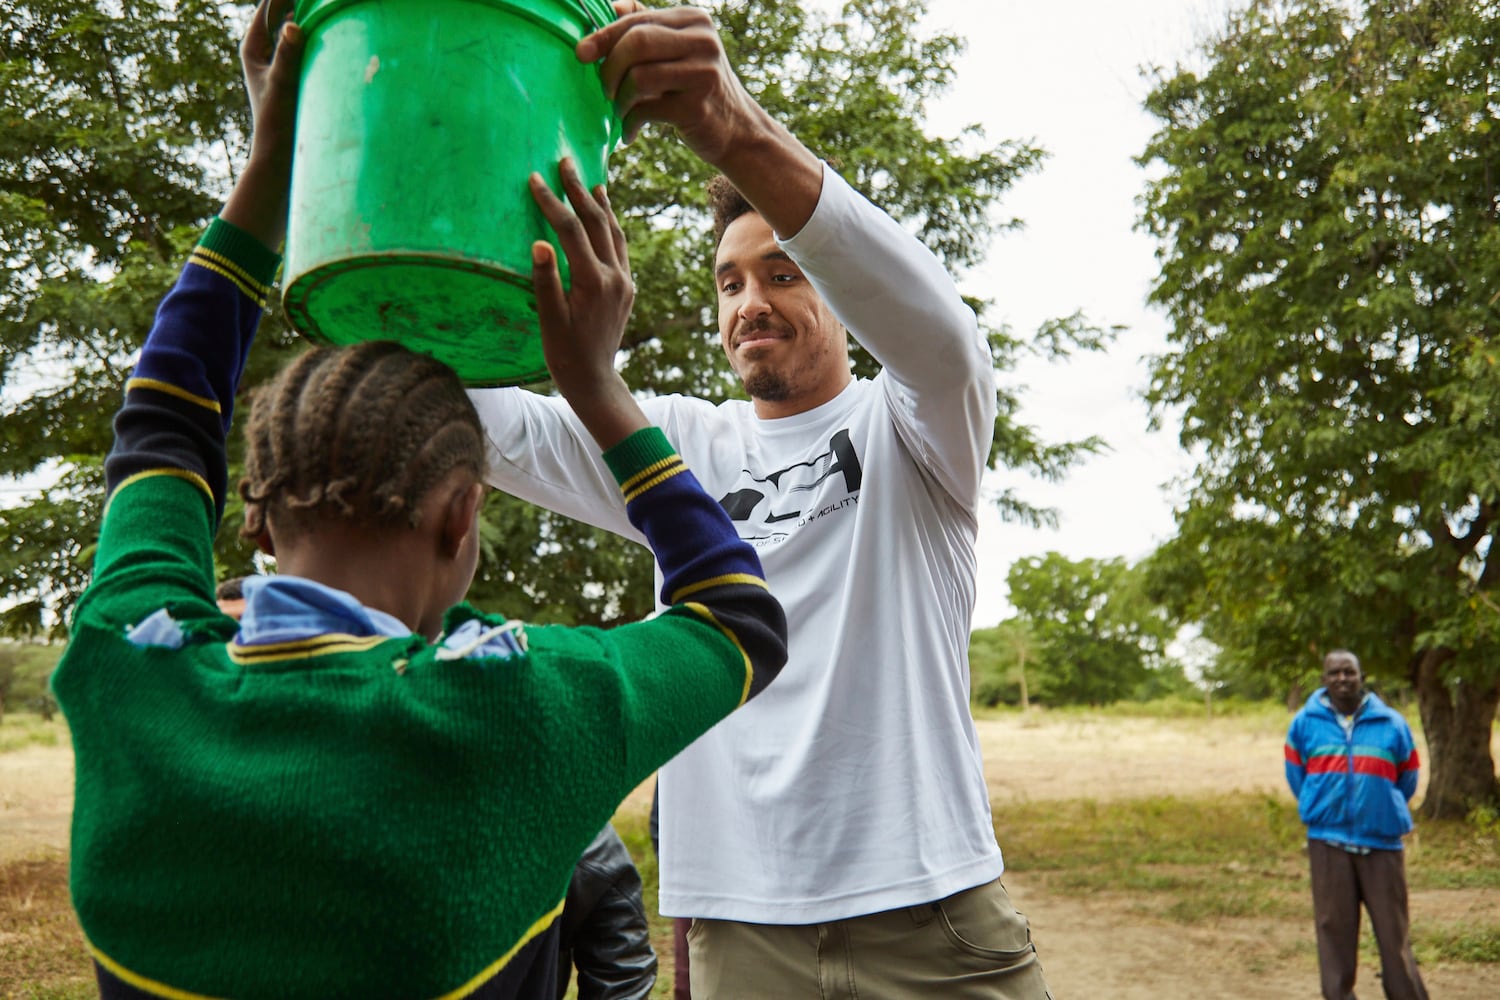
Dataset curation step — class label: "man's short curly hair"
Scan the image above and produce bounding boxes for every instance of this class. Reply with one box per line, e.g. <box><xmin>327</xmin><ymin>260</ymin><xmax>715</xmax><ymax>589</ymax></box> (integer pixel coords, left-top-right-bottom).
<box><xmin>708</xmin><ymin>174</ymin><xmax>755</xmax><ymax>249</ymax></box>
<box><xmin>238</xmin><ymin>341</ymin><xmax>486</xmax><ymax>542</ymax></box>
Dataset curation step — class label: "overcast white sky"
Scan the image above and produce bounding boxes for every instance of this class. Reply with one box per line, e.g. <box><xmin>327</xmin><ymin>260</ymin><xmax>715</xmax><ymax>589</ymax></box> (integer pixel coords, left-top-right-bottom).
<box><xmin>889</xmin><ymin>0</ymin><xmax>1233</xmax><ymax>628</ymax></box>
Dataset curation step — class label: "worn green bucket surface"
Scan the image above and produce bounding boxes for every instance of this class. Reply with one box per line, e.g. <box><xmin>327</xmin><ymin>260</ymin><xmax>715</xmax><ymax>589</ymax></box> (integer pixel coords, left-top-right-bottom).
<box><xmin>283</xmin><ymin>0</ymin><xmax>620</xmax><ymax>387</ymax></box>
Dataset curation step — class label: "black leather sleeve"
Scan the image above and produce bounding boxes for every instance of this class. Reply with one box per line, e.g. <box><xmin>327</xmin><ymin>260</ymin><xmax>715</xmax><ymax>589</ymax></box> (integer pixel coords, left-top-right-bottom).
<box><xmin>556</xmin><ymin>825</ymin><xmax>658</xmax><ymax>1000</ymax></box>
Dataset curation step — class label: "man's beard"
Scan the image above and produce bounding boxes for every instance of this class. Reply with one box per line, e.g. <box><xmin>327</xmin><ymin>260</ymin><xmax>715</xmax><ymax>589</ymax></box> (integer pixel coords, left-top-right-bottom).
<box><xmin>743</xmin><ymin>367</ymin><xmax>792</xmax><ymax>402</ymax></box>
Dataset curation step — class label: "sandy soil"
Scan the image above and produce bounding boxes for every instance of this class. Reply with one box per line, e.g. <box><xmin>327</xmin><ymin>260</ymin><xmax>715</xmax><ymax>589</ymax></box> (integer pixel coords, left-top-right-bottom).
<box><xmin>979</xmin><ymin>711</ymin><xmax>1499</xmax><ymax>999</ymax></box>
<box><xmin>6</xmin><ymin>712</ymin><xmax>1498</xmax><ymax>998</ymax></box>
<box><xmin>0</xmin><ymin>744</ymin><xmax>71</xmax><ymax>863</ymax></box>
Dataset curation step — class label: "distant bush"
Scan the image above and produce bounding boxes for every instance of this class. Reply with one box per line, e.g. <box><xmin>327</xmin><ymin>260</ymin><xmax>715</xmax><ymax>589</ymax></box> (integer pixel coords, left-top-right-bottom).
<box><xmin>968</xmin><ymin>626</ymin><xmax>1025</xmax><ymax>707</ymax></box>
<box><xmin>0</xmin><ymin>640</ymin><xmax>63</xmax><ymax>720</ymax></box>
<box><xmin>0</xmin><ymin>713</ymin><xmax>66</xmax><ymax>753</ymax></box>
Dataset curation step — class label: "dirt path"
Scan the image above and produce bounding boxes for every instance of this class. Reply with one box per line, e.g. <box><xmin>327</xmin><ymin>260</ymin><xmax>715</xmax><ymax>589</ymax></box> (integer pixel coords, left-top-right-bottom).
<box><xmin>0</xmin><ymin>743</ymin><xmax>70</xmax><ymax>863</ymax></box>
<box><xmin>974</xmin><ymin>710</ymin><xmax>1499</xmax><ymax>998</ymax></box>
<box><xmin>1009</xmin><ymin>875</ymin><xmax>1500</xmax><ymax>999</ymax></box>
<box><xmin>978</xmin><ymin>710</ymin><xmax>1296</xmax><ymax>804</ymax></box>
<box><xmin>6</xmin><ymin>712</ymin><xmax>1498</xmax><ymax>997</ymax></box>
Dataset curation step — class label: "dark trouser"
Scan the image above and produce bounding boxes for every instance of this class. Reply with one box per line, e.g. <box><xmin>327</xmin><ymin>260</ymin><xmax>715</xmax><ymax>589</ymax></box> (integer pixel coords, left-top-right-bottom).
<box><xmin>673</xmin><ymin>916</ymin><xmax>691</xmax><ymax>1000</ymax></box>
<box><xmin>1307</xmin><ymin>839</ymin><xmax>1429</xmax><ymax>1000</ymax></box>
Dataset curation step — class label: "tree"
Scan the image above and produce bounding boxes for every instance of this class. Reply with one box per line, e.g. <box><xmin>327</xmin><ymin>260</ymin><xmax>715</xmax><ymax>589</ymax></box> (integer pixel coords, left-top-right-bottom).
<box><xmin>1004</xmin><ymin>552</ymin><xmax>1178</xmax><ymax>706</ymax></box>
<box><xmin>968</xmin><ymin>617</ymin><xmax>1038</xmax><ymax>708</ymax></box>
<box><xmin>0</xmin><ymin>0</ymin><xmax>298</xmax><ymax>634</ymax></box>
<box><xmin>2</xmin><ymin>0</ymin><xmax>1103</xmax><ymax>634</ymax></box>
<box><xmin>465</xmin><ymin>0</ymin><xmax>1109</xmax><ymax>623</ymax></box>
<box><xmin>1137</xmin><ymin>0</ymin><xmax>1500</xmax><ymax>815</ymax></box>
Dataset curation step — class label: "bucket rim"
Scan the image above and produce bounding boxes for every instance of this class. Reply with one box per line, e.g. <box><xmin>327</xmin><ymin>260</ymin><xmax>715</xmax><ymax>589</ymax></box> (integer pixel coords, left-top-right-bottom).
<box><xmin>290</xmin><ymin>0</ymin><xmax>622</xmax><ymax>145</ymax></box>
<box><xmin>282</xmin><ymin>251</ymin><xmax>556</xmax><ymax>387</ymax></box>
<box><xmin>293</xmin><ymin>0</ymin><xmax>619</xmax><ymax>43</ymax></box>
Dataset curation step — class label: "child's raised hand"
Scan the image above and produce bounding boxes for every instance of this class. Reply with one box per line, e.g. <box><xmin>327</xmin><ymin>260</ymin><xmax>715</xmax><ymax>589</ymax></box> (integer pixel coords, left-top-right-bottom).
<box><xmin>221</xmin><ymin>0</ymin><xmax>305</xmax><ymax>248</ymax></box>
<box><xmin>528</xmin><ymin>159</ymin><xmax>647</xmax><ymax>449</ymax></box>
<box><xmin>240</xmin><ymin>0</ymin><xmax>304</xmax><ymax>172</ymax></box>
<box><xmin>529</xmin><ymin>159</ymin><xmax>636</xmax><ymax>383</ymax></box>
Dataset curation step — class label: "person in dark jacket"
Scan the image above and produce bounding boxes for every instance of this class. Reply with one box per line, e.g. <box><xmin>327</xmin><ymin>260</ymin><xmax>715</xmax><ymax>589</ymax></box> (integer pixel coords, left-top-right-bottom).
<box><xmin>1284</xmin><ymin>649</ymin><xmax>1428</xmax><ymax>1000</ymax></box>
<box><xmin>557</xmin><ymin>824</ymin><xmax>657</xmax><ymax>1000</ymax></box>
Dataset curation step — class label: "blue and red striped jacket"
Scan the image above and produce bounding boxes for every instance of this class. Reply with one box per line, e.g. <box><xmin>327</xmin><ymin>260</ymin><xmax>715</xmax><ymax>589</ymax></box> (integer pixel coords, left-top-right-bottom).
<box><xmin>1284</xmin><ymin>689</ymin><xmax>1420</xmax><ymax>850</ymax></box>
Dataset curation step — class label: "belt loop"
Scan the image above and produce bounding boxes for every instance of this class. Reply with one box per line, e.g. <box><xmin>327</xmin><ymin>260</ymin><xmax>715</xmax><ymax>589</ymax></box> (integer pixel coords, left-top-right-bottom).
<box><xmin>906</xmin><ymin>901</ymin><xmax>936</xmax><ymax>926</ymax></box>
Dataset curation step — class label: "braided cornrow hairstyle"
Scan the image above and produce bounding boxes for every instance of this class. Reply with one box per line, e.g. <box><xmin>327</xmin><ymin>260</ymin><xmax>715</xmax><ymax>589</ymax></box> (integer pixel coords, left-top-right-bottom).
<box><xmin>239</xmin><ymin>341</ymin><xmax>486</xmax><ymax>542</ymax></box>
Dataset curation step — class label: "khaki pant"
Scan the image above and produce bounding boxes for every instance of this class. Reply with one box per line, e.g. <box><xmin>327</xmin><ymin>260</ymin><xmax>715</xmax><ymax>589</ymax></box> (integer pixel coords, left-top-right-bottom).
<box><xmin>687</xmin><ymin>879</ymin><xmax>1051</xmax><ymax>999</ymax></box>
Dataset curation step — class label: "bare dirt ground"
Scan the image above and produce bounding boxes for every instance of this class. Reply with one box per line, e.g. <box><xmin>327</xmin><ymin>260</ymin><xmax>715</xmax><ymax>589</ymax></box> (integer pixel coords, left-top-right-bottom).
<box><xmin>976</xmin><ymin>710</ymin><xmax>1500</xmax><ymax>999</ymax></box>
<box><xmin>0</xmin><ymin>744</ymin><xmax>71</xmax><ymax>864</ymax></box>
<box><xmin>6</xmin><ymin>712</ymin><xmax>1498</xmax><ymax>997</ymax></box>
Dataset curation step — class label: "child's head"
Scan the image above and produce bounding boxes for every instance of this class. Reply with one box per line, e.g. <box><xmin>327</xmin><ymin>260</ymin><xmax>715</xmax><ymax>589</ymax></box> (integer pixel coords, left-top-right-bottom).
<box><xmin>238</xmin><ymin>341</ymin><xmax>488</xmax><ymax>629</ymax></box>
<box><xmin>215</xmin><ymin>576</ymin><xmax>247</xmax><ymax>621</ymax></box>
<box><xmin>240</xmin><ymin>340</ymin><xmax>485</xmax><ymax>537</ymax></box>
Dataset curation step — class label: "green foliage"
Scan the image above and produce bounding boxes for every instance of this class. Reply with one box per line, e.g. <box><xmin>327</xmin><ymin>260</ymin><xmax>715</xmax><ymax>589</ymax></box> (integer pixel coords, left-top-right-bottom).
<box><xmin>1414</xmin><ymin>924</ymin><xmax>1500</xmax><ymax>964</ymax></box>
<box><xmin>996</xmin><ymin>793</ymin><xmax>1310</xmax><ymax>925</ymax></box>
<box><xmin>1000</xmin><ymin>552</ymin><xmax>1182</xmax><ymax>705</ymax></box>
<box><xmin>477</xmin><ymin>0</ymin><xmax>1107</xmax><ymax>624</ymax></box>
<box><xmin>1</xmin><ymin>0</ymin><xmax>1103</xmax><ymax>634</ymax></box>
<box><xmin>0</xmin><ymin>639</ymin><xmax>62</xmax><ymax>719</ymax></box>
<box><xmin>967</xmin><ymin>617</ymin><xmax>1036</xmax><ymax>707</ymax></box>
<box><xmin>0</xmin><ymin>713</ymin><xmax>66</xmax><ymax>752</ymax></box>
<box><xmin>0</xmin><ymin>0</ymin><xmax>304</xmax><ymax>635</ymax></box>
<box><xmin>1137</xmin><ymin>0</ymin><xmax>1500</xmax><ymax>812</ymax></box>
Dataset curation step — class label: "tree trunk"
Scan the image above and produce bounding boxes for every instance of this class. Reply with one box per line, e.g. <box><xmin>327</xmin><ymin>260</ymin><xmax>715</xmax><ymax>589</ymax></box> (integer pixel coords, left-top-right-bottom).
<box><xmin>1017</xmin><ymin>651</ymin><xmax>1030</xmax><ymax>712</ymax></box>
<box><xmin>1411</xmin><ymin>647</ymin><xmax>1500</xmax><ymax>819</ymax></box>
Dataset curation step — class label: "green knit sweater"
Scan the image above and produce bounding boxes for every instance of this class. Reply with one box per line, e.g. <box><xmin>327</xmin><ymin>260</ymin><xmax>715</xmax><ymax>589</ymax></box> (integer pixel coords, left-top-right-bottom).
<box><xmin>53</xmin><ymin>221</ymin><xmax>786</xmax><ymax>999</ymax></box>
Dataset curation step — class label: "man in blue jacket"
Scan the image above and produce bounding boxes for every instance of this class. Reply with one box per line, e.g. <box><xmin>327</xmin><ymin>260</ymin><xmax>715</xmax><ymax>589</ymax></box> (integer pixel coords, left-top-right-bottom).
<box><xmin>1285</xmin><ymin>649</ymin><xmax>1429</xmax><ymax>1000</ymax></box>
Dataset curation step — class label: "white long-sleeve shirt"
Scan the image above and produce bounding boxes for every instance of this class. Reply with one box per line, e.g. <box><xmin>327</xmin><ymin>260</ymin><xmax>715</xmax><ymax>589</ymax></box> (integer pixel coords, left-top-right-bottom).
<box><xmin>469</xmin><ymin>166</ymin><xmax>1003</xmax><ymax>923</ymax></box>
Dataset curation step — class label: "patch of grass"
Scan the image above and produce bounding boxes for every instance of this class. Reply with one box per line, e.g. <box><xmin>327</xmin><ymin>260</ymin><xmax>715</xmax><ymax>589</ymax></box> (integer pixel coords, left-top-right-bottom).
<box><xmin>973</xmin><ymin>697</ymin><xmax>1293</xmax><ymax>725</ymax></box>
<box><xmin>1406</xmin><ymin>815</ymin><xmax>1500</xmax><ymax>891</ymax></box>
<box><xmin>993</xmin><ymin>792</ymin><xmax>1500</xmax><ymax>933</ymax></box>
<box><xmin>0</xmin><ymin>857</ymin><xmax>93</xmax><ymax>997</ymax></box>
<box><xmin>997</xmin><ymin>794</ymin><xmax>1307</xmax><ymax>874</ymax></box>
<box><xmin>609</xmin><ymin>809</ymin><xmax>675</xmax><ymax>999</ymax></box>
<box><xmin>993</xmin><ymin>793</ymin><xmax>1313</xmax><ymax>925</ymax></box>
<box><xmin>1414</xmin><ymin>922</ymin><xmax>1500</xmax><ymax>963</ymax></box>
<box><xmin>0</xmin><ymin>714</ymin><xmax>69</xmax><ymax>754</ymax></box>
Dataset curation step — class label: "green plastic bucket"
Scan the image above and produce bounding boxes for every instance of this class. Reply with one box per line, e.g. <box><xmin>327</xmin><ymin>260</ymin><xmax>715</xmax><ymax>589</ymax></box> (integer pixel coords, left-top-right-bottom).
<box><xmin>283</xmin><ymin>0</ymin><xmax>621</xmax><ymax>386</ymax></box>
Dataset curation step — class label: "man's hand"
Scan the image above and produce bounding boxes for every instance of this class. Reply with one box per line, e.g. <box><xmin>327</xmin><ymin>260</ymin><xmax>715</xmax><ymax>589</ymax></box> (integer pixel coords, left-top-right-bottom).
<box><xmin>529</xmin><ymin>159</ymin><xmax>649</xmax><ymax>451</ymax></box>
<box><xmin>222</xmin><ymin>0</ymin><xmax>305</xmax><ymax>248</ymax></box>
<box><xmin>579</xmin><ymin>2</ymin><xmax>757</xmax><ymax>161</ymax></box>
<box><xmin>577</xmin><ymin>2</ymin><xmax>823</xmax><ymax>237</ymax></box>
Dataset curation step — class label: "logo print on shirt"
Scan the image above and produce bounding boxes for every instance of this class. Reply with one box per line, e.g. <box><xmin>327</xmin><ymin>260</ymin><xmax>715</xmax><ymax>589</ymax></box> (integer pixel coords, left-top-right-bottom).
<box><xmin>717</xmin><ymin>429</ymin><xmax>863</xmax><ymax>532</ymax></box>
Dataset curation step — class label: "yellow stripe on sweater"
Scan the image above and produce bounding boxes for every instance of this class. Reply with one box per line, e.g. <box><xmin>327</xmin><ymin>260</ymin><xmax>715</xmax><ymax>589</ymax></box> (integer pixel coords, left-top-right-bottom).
<box><xmin>86</xmin><ymin>940</ymin><xmax>227</xmax><ymax>1000</ymax></box>
<box><xmin>189</xmin><ymin>252</ymin><xmax>268</xmax><ymax>308</ymax></box>
<box><xmin>227</xmin><ymin>633</ymin><xmax>392</xmax><ymax>664</ymax></box>
<box><xmin>618</xmin><ymin>455</ymin><xmax>681</xmax><ymax>495</ymax></box>
<box><xmin>622</xmin><ymin>462</ymin><xmax>687</xmax><ymax>504</ymax></box>
<box><xmin>106</xmin><ymin>468</ymin><xmax>213</xmax><ymax>516</ymax></box>
<box><xmin>434</xmin><ymin>899</ymin><xmax>566</xmax><ymax>1000</ymax></box>
<box><xmin>669</xmin><ymin>573</ymin><xmax>768</xmax><ymax>605</ymax></box>
<box><xmin>191</xmin><ymin>245</ymin><xmax>269</xmax><ymax>299</ymax></box>
<box><xmin>619</xmin><ymin>455</ymin><xmax>686</xmax><ymax>503</ymax></box>
<box><xmin>683</xmin><ymin>601</ymin><xmax>754</xmax><ymax>705</ymax></box>
<box><xmin>126</xmin><ymin>377</ymin><xmax>221</xmax><ymax>414</ymax></box>
<box><xmin>87</xmin><ymin>900</ymin><xmax>565</xmax><ymax>1000</ymax></box>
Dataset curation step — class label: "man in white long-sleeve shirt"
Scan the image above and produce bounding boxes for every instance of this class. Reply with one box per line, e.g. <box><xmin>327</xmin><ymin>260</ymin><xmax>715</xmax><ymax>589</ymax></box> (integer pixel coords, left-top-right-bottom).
<box><xmin>471</xmin><ymin>3</ymin><xmax>1052</xmax><ymax>996</ymax></box>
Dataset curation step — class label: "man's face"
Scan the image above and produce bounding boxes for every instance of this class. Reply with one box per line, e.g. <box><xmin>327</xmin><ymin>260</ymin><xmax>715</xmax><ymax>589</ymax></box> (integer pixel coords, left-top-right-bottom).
<box><xmin>714</xmin><ymin>212</ymin><xmax>850</xmax><ymax>416</ymax></box>
<box><xmin>1322</xmin><ymin>653</ymin><xmax>1363</xmax><ymax>712</ymax></box>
